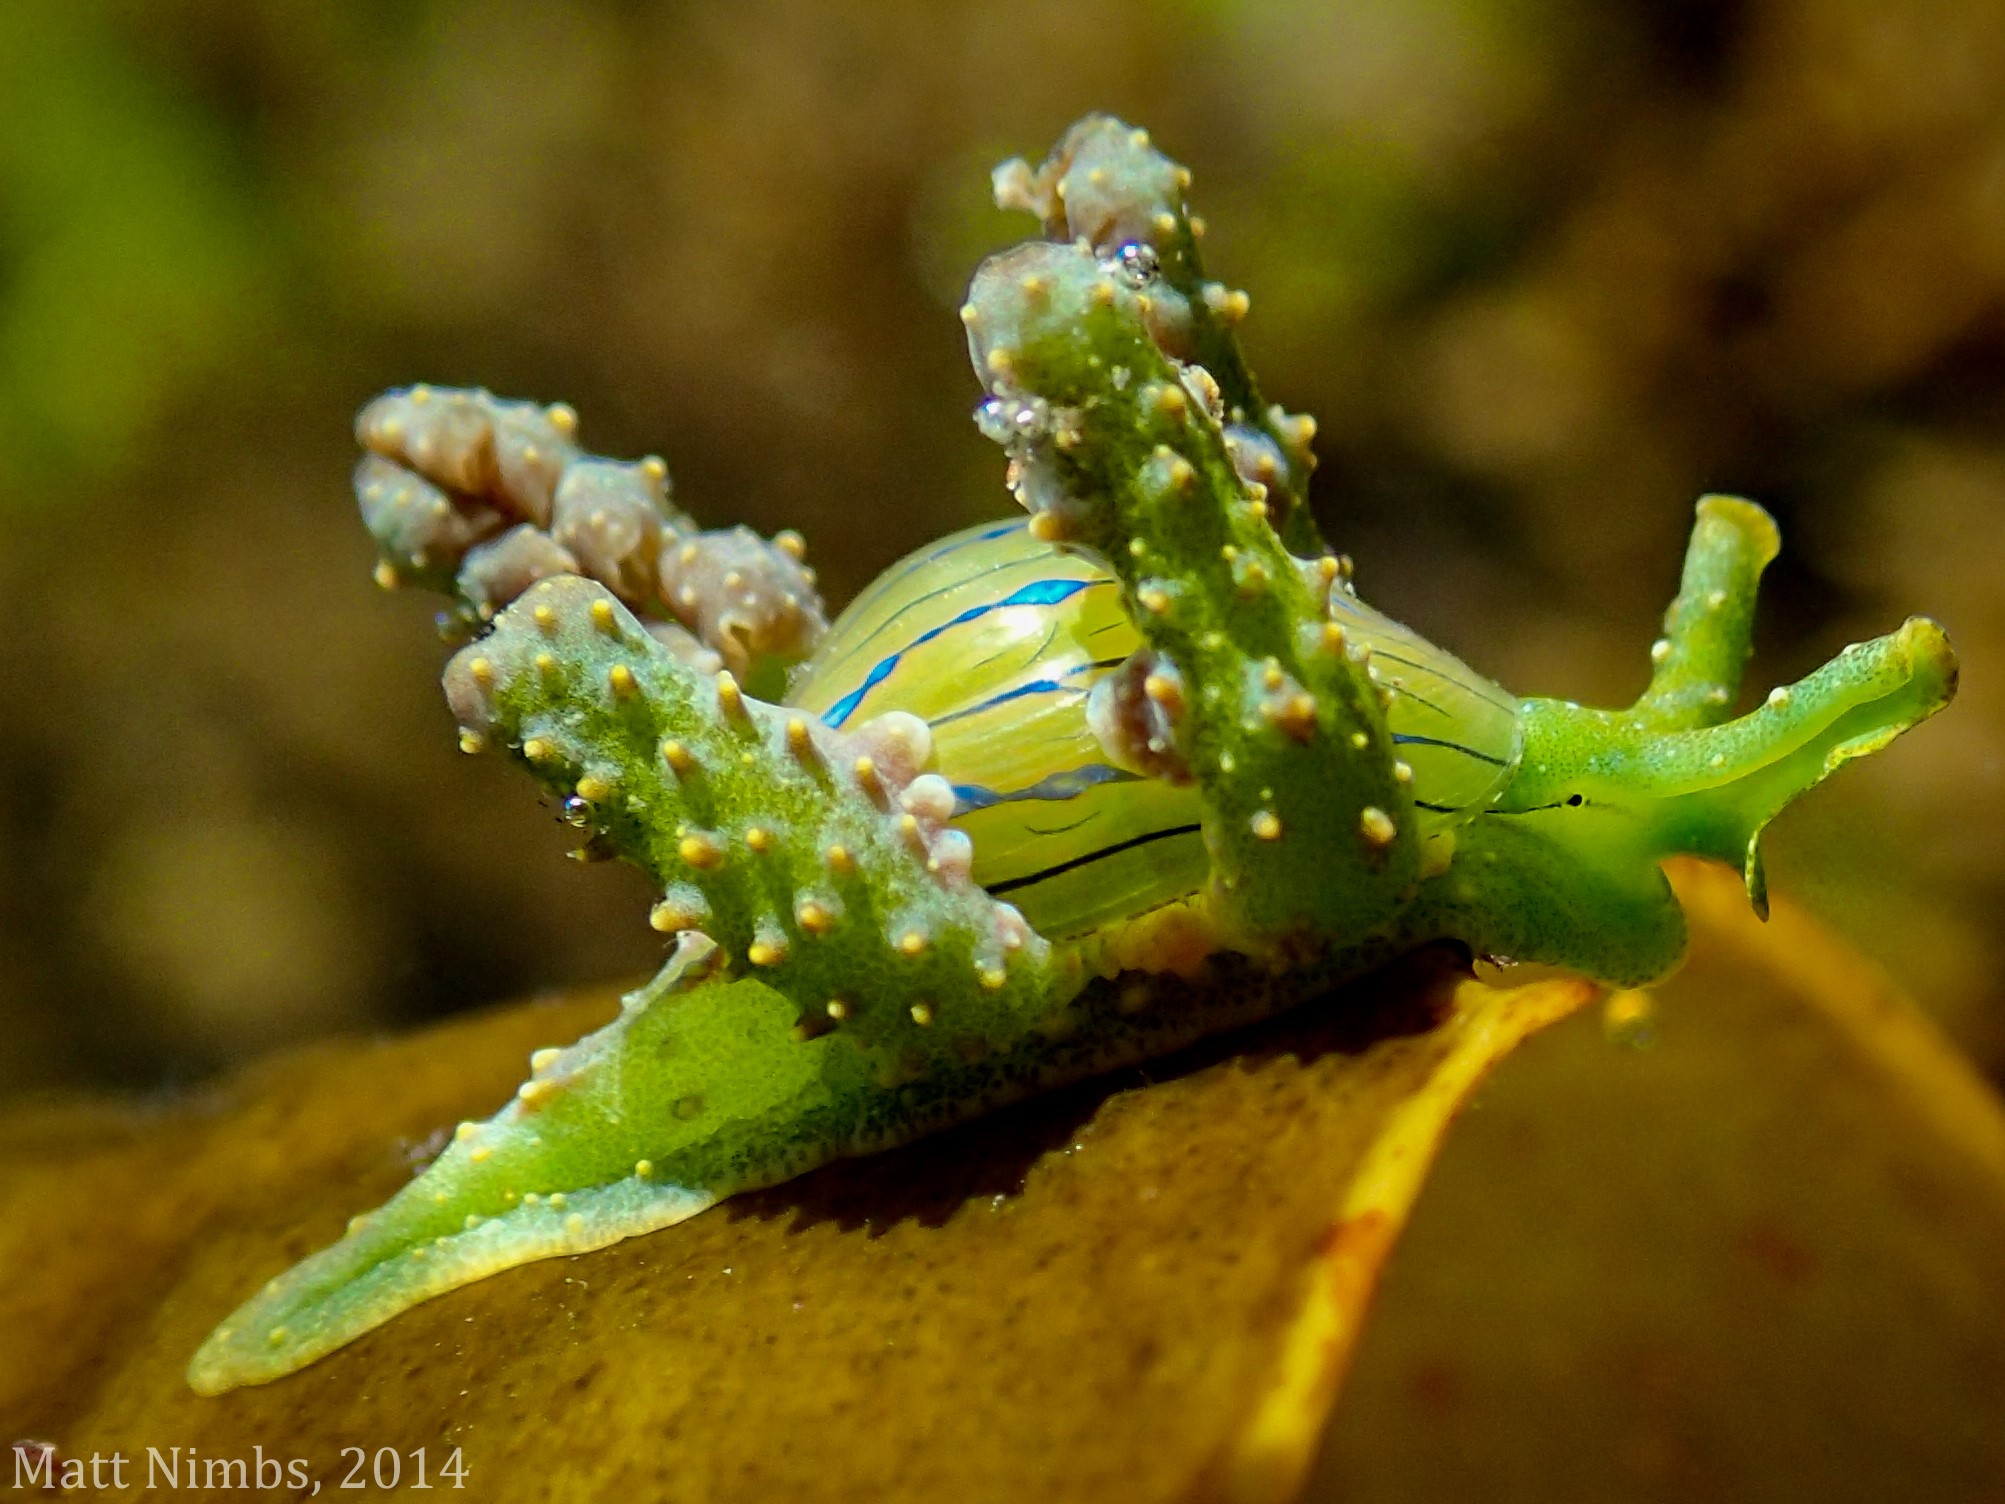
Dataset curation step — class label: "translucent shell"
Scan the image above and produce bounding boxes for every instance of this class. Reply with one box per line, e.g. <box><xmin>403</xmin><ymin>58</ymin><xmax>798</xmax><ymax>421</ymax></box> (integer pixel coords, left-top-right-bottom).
<box><xmin>787</xmin><ymin>521</ymin><xmax>1521</xmax><ymax>944</ymax></box>
<box><xmin>1325</xmin><ymin>583</ymin><xmax>1524</xmax><ymax>831</ymax></box>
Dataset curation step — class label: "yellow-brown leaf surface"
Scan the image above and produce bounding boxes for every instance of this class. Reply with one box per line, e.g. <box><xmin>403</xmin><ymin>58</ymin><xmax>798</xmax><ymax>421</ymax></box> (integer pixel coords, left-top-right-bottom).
<box><xmin>6</xmin><ymin>859</ymin><xmax>2002</xmax><ymax>1503</ymax></box>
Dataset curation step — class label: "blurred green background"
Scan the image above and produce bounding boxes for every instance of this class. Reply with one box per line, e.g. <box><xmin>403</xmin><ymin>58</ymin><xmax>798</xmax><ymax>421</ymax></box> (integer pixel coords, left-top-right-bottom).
<box><xmin>3</xmin><ymin>0</ymin><xmax>2001</xmax><ymax>1095</ymax></box>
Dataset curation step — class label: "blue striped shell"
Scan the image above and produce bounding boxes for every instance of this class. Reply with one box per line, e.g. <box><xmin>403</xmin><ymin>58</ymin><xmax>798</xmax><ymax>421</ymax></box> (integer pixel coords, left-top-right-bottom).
<box><xmin>786</xmin><ymin>520</ymin><xmax>1523</xmax><ymax>949</ymax></box>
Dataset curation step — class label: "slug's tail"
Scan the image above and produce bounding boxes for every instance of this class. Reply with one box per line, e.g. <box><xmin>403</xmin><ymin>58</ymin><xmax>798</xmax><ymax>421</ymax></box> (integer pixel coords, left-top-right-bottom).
<box><xmin>186</xmin><ymin>945</ymin><xmax>743</xmax><ymax>1395</ymax></box>
<box><xmin>192</xmin><ymin>927</ymin><xmax>1027</xmax><ymax>1394</ymax></box>
<box><xmin>184</xmin><ymin>932</ymin><xmax>1289</xmax><ymax>1394</ymax></box>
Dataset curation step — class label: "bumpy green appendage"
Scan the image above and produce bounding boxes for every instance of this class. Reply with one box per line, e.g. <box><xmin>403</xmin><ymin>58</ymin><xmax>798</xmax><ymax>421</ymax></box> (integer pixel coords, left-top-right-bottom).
<box><xmin>1509</xmin><ymin>614</ymin><xmax>1956</xmax><ymax>917</ymax></box>
<box><xmin>1410</xmin><ymin>497</ymin><xmax>1957</xmax><ymax>982</ymax></box>
<box><xmin>189</xmin><ymin>574</ymin><xmax>1096</xmax><ymax>1392</ymax></box>
<box><xmin>993</xmin><ymin>114</ymin><xmax>1325</xmax><ymax>556</ymax></box>
<box><xmin>354</xmin><ymin>385</ymin><xmax>825</xmax><ymax>693</ymax></box>
<box><xmin>1627</xmin><ymin>496</ymin><xmax>1780</xmax><ymax>732</ymax></box>
<box><xmin>963</xmin><ymin>239</ymin><xmax>1417</xmax><ymax>953</ymax></box>
<box><xmin>443</xmin><ymin>575</ymin><xmax>1074</xmax><ymax>1032</ymax></box>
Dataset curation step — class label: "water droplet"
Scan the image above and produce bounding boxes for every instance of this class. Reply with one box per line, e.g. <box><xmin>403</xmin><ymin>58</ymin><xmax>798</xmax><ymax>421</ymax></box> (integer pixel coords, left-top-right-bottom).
<box><xmin>1110</xmin><ymin>241</ymin><xmax>1159</xmax><ymax>286</ymax></box>
<box><xmin>974</xmin><ymin>398</ymin><xmax>1013</xmax><ymax>443</ymax></box>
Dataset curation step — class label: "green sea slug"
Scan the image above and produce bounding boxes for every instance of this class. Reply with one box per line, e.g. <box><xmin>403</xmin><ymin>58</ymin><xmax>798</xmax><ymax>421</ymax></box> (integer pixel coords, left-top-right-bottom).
<box><xmin>188</xmin><ymin>115</ymin><xmax>1957</xmax><ymax>1394</ymax></box>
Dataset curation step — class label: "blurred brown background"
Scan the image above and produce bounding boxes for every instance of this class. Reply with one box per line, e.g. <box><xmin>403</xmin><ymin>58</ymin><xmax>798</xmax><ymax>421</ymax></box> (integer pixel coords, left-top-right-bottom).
<box><xmin>2</xmin><ymin>0</ymin><xmax>2001</xmax><ymax>1096</ymax></box>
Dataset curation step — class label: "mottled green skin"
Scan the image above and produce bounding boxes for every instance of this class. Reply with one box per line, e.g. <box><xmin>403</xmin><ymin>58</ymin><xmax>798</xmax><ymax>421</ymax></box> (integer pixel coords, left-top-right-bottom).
<box><xmin>188</xmin><ymin>115</ymin><xmax>1957</xmax><ymax>1394</ymax></box>
<box><xmin>966</xmin><ymin>238</ymin><xmax>1417</xmax><ymax>952</ymax></box>
<box><xmin>993</xmin><ymin>115</ymin><xmax>1325</xmax><ymax>556</ymax></box>
<box><xmin>1420</xmin><ymin>499</ymin><xmax>1955</xmax><ymax>984</ymax></box>
<box><xmin>439</xmin><ymin>575</ymin><xmax>1070</xmax><ymax>1047</ymax></box>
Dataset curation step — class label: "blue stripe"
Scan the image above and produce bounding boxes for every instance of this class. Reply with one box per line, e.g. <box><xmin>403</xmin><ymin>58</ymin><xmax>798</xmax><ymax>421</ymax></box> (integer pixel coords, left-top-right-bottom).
<box><xmin>994</xmin><ymin>578</ymin><xmax>1100</xmax><ymax>609</ymax></box>
<box><xmin>822</xmin><ymin>577</ymin><xmax>1106</xmax><ymax>727</ymax></box>
<box><xmin>951</xmin><ymin>763</ymin><xmax>1141</xmax><ymax>814</ymax></box>
<box><xmin>838</xmin><ymin>519</ymin><xmax>1026</xmax><ymax>623</ymax></box>
<box><xmin>823</xmin><ymin>657</ymin><xmax>898</xmax><ymax>727</ymax></box>
<box><xmin>933</xmin><ymin>676</ymin><xmax>1076</xmax><ymax>726</ymax></box>
<box><xmin>820</xmin><ymin>553</ymin><xmax>1045</xmax><ymax>688</ymax></box>
<box><xmin>932</xmin><ymin>655</ymin><xmax>1121</xmax><ymax>727</ymax></box>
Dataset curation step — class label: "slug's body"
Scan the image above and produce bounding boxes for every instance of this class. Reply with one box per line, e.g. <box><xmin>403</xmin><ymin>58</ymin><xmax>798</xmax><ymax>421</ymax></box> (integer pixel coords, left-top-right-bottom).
<box><xmin>189</xmin><ymin>117</ymin><xmax>1957</xmax><ymax>1393</ymax></box>
<box><xmin>788</xmin><ymin>517</ymin><xmax>1520</xmax><ymax>960</ymax></box>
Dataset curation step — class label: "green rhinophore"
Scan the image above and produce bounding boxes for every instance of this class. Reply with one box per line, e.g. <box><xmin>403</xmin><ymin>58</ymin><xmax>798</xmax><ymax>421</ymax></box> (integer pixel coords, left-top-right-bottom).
<box><xmin>188</xmin><ymin>114</ymin><xmax>1957</xmax><ymax>1394</ymax></box>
